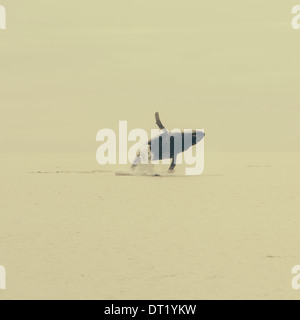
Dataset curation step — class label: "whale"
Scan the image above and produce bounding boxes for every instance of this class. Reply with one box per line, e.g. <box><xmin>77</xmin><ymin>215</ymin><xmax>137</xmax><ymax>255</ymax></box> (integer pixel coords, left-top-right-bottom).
<box><xmin>132</xmin><ymin>112</ymin><xmax>205</xmax><ymax>172</ymax></box>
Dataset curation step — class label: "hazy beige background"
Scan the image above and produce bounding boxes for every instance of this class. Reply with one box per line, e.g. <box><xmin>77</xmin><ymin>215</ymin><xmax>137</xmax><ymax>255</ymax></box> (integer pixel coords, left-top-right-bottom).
<box><xmin>1</xmin><ymin>1</ymin><xmax>300</xmax><ymax>300</ymax></box>
<box><xmin>0</xmin><ymin>0</ymin><xmax>300</xmax><ymax>152</ymax></box>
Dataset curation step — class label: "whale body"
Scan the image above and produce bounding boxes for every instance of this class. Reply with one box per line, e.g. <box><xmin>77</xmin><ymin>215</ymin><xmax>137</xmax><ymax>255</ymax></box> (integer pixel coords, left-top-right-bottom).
<box><xmin>132</xmin><ymin>113</ymin><xmax>205</xmax><ymax>171</ymax></box>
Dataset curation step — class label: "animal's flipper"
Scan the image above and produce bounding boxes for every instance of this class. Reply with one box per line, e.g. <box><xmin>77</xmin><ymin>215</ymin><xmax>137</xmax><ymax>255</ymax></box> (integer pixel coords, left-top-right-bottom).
<box><xmin>168</xmin><ymin>157</ymin><xmax>177</xmax><ymax>172</ymax></box>
<box><xmin>155</xmin><ymin>112</ymin><xmax>166</xmax><ymax>130</ymax></box>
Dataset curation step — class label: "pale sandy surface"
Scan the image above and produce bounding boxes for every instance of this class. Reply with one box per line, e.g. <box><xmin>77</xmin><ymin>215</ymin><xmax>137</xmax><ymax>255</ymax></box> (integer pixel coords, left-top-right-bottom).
<box><xmin>0</xmin><ymin>152</ymin><xmax>300</xmax><ymax>300</ymax></box>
